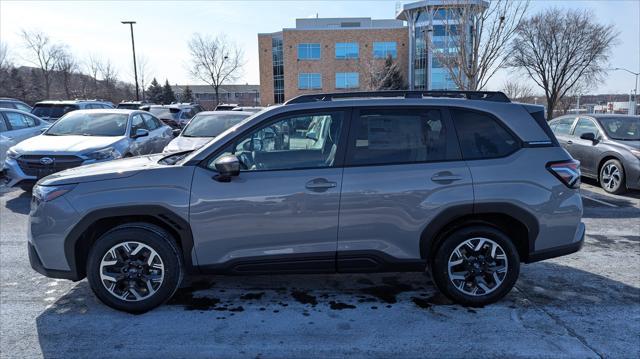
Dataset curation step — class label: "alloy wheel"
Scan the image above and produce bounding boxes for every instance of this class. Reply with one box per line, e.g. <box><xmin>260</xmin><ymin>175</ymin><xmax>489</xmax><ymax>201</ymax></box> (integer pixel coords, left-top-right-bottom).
<box><xmin>602</xmin><ymin>163</ymin><xmax>621</xmax><ymax>191</ymax></box>
<box><xmin>99</xmin><ymin>241</ymin><xmax>164</xmax><ymax>302</ymax></box>
<box><xmin>447</xmin><ymin>237</ymin><xmax>508</xmax><ymax>296</ymax></box>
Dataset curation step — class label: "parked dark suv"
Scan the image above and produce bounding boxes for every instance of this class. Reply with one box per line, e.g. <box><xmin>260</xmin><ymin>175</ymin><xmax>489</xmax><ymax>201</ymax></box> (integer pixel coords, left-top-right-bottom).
<box><xmin>32</xmin><ymin>100</ymin><xmax>114</xmax><ymax>122</ymax></box>
<box><xmin>141</xmin><ymin>103</ymin><xmax>204</xmax><ymax>129</ymax></box>
<box><xmin>550</xmin><ymin>114</ymin><xmax>639</xmax><ymax>194</ymax></box>
<box><xmin>28</xmin><ymin>91</ymin><xmax>584</xmax><ymax>313</ymax></box>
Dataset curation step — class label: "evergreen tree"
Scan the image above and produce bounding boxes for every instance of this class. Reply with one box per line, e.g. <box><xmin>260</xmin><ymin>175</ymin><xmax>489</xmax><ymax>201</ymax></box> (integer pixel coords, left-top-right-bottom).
<box><xmin>377</xmin><ymin>55</ymin><xmax>406</xmax><ymax>90</ymax></box>
<box><xmin>146</xmin><ymin>78</ymin><xmax>163</xmax><ymax>104</ymax></box>
<box><xmin>181</xmin><ymin>85</ymin><xmax>194</xmax><ymax>103</ymax></box>
<box><xmin>162</xmin><ymin>79</ymin><xmax>176</xmax><ymax>104</ymax></box>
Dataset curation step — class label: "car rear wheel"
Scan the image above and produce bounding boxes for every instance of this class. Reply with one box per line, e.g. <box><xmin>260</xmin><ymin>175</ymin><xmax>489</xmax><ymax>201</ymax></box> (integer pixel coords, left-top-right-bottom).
<box><xmin>599</xmin><ymin>159</ymin><xmax>626</xmax><ymax>194</ymax></box>
<box><xmin>86</xmin><ymin>223</ymin><xmax>183</xmax><ymax>313</ymax></box>
<box><xmin>431</xmin><ymin>225</ymin><xmax>520</xmax><ymax>307</ymax></box>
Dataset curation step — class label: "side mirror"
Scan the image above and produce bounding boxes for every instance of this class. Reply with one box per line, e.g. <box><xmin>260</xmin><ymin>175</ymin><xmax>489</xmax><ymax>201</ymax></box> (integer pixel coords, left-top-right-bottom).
<box><xmin>172</xmin><ymin>129</ymin><xmax>182</xmax><ymax>137</ymax></box>
<box><xmin>580</xmin><ymin>132</ymin><xmax>596</xmax><ymax>142</ymax></box>
<box><xmin>132</xmin><ymin>128</ymin><xmax>149</xmax><ymax>139</ymax></box>
<box><xmin>213</xmin><ymin>155</ymin><xmax>240</xmax><ymax>182</ymax></box>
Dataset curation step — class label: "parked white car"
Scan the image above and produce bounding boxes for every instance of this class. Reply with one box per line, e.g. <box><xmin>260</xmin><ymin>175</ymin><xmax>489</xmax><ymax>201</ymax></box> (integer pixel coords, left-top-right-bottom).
<box><xmin>163</xmin><ymin>111</ymin><xmax>253</xmax><ymax>153</ymax></box>
<box><xmin>1</xmin><ymin>109</ymin><xmax>49</xmax><ymax>172</ymax></box>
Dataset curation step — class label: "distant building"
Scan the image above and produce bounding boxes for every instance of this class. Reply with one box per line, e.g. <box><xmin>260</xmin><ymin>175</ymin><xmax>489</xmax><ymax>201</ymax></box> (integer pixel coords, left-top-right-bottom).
<box><xmin>171</xmin><ymin>84</ymin><xmax>260</xmax><ymax>109</ymax></box>
<box><xmin>257</xmin><ymin>1</ymin><xmax>485</xmax><ymax>105</ymax></box>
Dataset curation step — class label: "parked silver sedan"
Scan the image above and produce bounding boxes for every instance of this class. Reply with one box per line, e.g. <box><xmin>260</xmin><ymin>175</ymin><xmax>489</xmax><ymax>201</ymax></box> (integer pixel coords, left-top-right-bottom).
<box><xmin>163</xmin><ymin>111</ymin><xmax>253</xmax><ymax>153</ymax></box>
<box><xmin>4</xmin><ymin>109</ymin><xmax>172</xmax><ymax>188</ymax></box>
<box><xmin>1</xmin><ymin>109</ymin><xmax>49</xmax><ymax>172</ymax></box>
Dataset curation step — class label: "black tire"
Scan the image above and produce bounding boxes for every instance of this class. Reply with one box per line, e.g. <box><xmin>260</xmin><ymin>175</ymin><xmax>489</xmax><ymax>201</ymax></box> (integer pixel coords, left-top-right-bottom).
<box><xmin>599</xmin><ymin>159</ymin><xmax>626</xmax><ymax>195</ymax></box>
<box><xmin>86</xmin><ymin>223</ymin><xmax>183</xmax><ymax>313</ymax></box>
<box><xmin>431</xmin><ymin>225</ymin><xmax>520</xmax><ymax>307</ymax></box>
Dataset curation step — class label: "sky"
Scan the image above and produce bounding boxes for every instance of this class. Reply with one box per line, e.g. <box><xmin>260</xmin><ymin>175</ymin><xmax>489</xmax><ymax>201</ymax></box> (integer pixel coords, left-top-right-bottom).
<box><xmin>1</xmin><ymin>0</ymin><xmax>639</xmax><ymax>95</ymax></box>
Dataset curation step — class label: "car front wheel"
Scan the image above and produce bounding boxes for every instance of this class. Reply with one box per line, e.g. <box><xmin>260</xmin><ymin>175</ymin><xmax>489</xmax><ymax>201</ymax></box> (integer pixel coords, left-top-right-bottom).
<box><xmin>599</xmin><ymin>159</ymin><xmax>626</xmax><ymax>194</ymax></box>
<box><xmin>86</xmin><ymin>223</ymin><xmax>183</xmax><ymax>313</ymax></box>
<box><xmin>431</xmin><ymin>225</ymin><xmax>520</xmax><ymax>307</ymax></box>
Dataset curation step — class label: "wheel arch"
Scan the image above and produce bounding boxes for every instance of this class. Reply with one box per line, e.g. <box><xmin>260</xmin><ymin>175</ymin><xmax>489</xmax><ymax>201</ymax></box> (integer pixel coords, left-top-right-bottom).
<box><xmin>597</xmin><ymin>154</ymin><xmax>624</xmax><ymax>179</ymax></box>
<box><xmin>64</xmin><ymin>205</ymin><xmax>195</xmax><ymax>280</ymax></box>
<box><xmin>420</xmin><ymin>203</ymin><xmax>539</xmax><ymax>264</ymax></box>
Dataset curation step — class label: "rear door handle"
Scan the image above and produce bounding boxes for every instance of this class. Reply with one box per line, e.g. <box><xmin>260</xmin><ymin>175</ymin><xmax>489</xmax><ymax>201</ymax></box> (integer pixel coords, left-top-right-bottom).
<box><xmin>566</xmin><ymin>140</ymin><xmax>573</xmax><ymax>145</ymax></box>
<box><xmin>305</xmin><ymin>178</ymin><xmax>337</xmax><ymax>191</ymax></box>
<box><xmin>431</xmin><ymin>173</ymin><xmax>463</xmax><ymax>183</ymax></box>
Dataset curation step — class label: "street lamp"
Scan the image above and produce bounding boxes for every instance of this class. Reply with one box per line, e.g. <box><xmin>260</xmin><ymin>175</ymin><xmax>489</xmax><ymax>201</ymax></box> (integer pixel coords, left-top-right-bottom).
<box><xmin>611</xmin><ymin>67</ymin><xmax>639</xmax><ymax>115</ymax></box>
<box><xmin>121</xmin><ymin>21</ymin><xmax>140</xmax><ymax>101</ymax></box>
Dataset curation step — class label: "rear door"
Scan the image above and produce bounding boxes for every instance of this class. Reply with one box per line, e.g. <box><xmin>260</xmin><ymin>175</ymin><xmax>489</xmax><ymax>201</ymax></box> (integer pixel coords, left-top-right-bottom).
<box><xmin>337</xmin><ymin>107</ymin><xmax>473</xmax><ymax>270</ymax></box>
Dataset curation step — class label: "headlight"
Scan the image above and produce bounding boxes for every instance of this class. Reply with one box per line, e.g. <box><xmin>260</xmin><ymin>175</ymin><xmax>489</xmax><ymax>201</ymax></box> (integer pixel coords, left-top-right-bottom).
<box><xmin>33</xmin><ymin>184</ymin><xmax>77</xmax><ymax>202</ymax></box>
<box><xmin>631</xmin><ymin>149</ymin><xmax>640</xmax><ymax>159</ymax></box>
<box><xmin>84</xmin><ymin>147</ymin><xmax>121</xmax><ymax>161</ymax></box>
<box><xmin>6</xmin><ymin>148</ymin><xmax>19</xmax><ymax>160</ymax></box>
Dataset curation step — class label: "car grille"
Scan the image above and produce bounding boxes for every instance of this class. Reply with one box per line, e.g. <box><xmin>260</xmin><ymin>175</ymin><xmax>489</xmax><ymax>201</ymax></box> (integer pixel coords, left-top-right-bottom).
<box><xmin>17</xmin><ymin>155</ymin><xmax>84</xmax><ymax>178</ymax></box>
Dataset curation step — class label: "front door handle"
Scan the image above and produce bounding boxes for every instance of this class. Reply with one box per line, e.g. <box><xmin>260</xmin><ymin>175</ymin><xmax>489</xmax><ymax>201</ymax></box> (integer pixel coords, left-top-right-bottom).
<box><xmin>431</xmin><ymin>172</ymin><xmax>463</xmax><ymax>183</ymax></box>
<box><xmin>305</xmin><ymin>178</ymin><xmax>337</xmax><ymax>191</ymax></box>
<box><xmin>566</xmin><ymin>140</ymin><xmax>573</xmax><ymax>145</ymax></box>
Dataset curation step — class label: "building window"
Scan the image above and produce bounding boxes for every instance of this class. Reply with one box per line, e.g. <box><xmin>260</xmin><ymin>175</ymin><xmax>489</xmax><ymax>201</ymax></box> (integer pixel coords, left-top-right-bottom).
<box><xmin>298</xmin><ymin>43</ymin><xmax>321</xmax><ymax>60</ymax></box>
<box><xmin>298</xmin><ymin>73</ymin><xmax>322</xmax><ymax>90</ymax></box>
<box><xmin>335</xmin><ymin>72</ymin><xmax>359</xmax><ymax>89</ymax></box>
<box><xmin>373</xmin><ymin>42</ymin><xmax>397</xmax><ymax>59</ymax></box>
<box><xmin>335</xmin><ymin>42</ymin><xmax>359</xmax><ymax>59</ymax></box>
<box><xmin>272</xmin><ymin>36</ymin><xmax>284</xmax><ymax>104</ymax></box>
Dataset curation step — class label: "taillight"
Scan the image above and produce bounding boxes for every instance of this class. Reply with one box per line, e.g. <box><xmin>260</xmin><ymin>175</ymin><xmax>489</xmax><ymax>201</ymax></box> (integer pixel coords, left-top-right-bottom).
<box><xmin>547</xmin><ymin>160</ymin><xmax>581</xmax><ymax>188</ymax></box>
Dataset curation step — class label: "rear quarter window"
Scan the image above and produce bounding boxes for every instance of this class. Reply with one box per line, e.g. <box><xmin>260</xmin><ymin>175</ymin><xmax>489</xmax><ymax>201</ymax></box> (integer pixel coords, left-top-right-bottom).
<box><xmin>451</xmin><ymin>109</ymin><xmax>520</xmax><ymax>160</ymax></box>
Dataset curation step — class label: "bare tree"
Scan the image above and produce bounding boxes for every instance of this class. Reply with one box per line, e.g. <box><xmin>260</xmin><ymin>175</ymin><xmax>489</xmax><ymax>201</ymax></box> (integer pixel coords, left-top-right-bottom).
<box><xmin>85</xmin><ymin>54</ymin><xmax>102</xmax><ymax>96</ymax></box>
<box><xmin>0</xmin><ymin>41</ymin><xmax>10</xmax><ymax>71</ymax></box>
<box><xmin>56</xmin><ymin>48</ymin><xmax>78</xmax><ymax>98</ymax></box>
<box><xmin>98</xmin><ymin>59</ymin><xmax>119</xmax><ymax>98</ymax></box>
<box><xmin>501</xmin><ymin>78</ymin><xmax>534</xmax><ymax>101</ymax></box>
<box><xmin>188</xmin><ymin>33</ymin><xmax>243</xmax><ymax>106</ymax></box>
<box><xmin>510</xmin><ymin>8</ymin><xmax>618</xmax><ymax>120</ymax></box>
<box><xmin>136</xmin><ymin>54</ymin><xmax>152</xmax><ymax>101</ymax></box>
<box><xmin>430</xmin><ymin>0</ymin><xmax>528</xmax><ymax>90</ymax></box>
<box><xmin>20</xmin><ymin>29</ymin><xmax>63</xmax><ymax>98</ymax></box>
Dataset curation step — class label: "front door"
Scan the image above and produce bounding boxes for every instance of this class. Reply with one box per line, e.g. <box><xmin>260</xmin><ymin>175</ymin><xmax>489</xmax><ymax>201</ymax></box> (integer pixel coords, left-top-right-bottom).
<box><xmin>570</xmin><ymin>117</ymin><xmax>602</xmax><ymax>176</ymax></box>
<box><xmin>189</xmin><ymin>109</ymin><xmax>349</xmax><ymax>272</ymax></box>
<box><xmin>337</xmin><ymin>107</ymin><xmax>474</xmax><ymax>270</ymax></box>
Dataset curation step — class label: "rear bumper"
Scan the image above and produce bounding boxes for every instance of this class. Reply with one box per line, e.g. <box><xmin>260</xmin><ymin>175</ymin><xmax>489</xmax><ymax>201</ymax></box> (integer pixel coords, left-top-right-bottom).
<box><xmin>28</xmin><ymin>242</ymin><xmax>79</xmax><ymax>281</ymax></box>
<box><xmin>527</xmin><ymin>222</ymin><xmax>585</xmax><ymax>263</ymax></box>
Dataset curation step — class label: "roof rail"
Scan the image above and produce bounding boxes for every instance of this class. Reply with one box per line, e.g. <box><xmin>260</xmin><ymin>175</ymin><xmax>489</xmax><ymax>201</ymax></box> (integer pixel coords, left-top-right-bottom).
<box><xmin>285</xmin><ymin>90</ymin><xmax>511</xmax><ymax>104</ymax></box>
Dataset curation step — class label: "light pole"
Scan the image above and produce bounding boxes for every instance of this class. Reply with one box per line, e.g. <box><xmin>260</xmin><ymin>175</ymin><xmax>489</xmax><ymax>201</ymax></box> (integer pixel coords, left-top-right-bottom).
<box><xmin>121</xmin><ymin>21</ymin><xmax>140</xmax><ymax>101</ymax></box>
<box><xmin>611</xmin><ymin>67</ymin><xmax>639</xmax><ymax>115</ymax></box>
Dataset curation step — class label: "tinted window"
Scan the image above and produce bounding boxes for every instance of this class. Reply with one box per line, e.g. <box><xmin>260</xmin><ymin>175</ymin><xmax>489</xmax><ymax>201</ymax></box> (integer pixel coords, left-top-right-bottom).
<box><xmin>45</xmin><ymin>112</ymin><xmax>128</xmax><ymax>136</ymax></box>
<box><xmin>212</xmin><ymin>111</ymin><xmax>344</xmax><ymax>171</ymax></box>
<box><xmin>597</xmin><ymin>116</ymin><xmax>640</xmax><ymax>140</ymax></box>
<box><xmin>0</xmin><ymin>101</ymin><xmax>16</xmax><ymax>109</ymax></box>
<box><xmin>148</xmin><ymin>107</ymin><xmax>179</xmax><ymax>120</ymax></box>
<box><xmin>551</xmin><ymin>118</ymin><xmax>575</xmax><ymax>135</ymax></box>
<box><xmin>32</xmin><ymin>104</ymin><xmax>79</xmax><ymax>118</ymax></box>
<box><xmin>298</xmin><ymin>43</ymin><xmax>321</xmax><ymax>60</ymax></box>
<box><xmin>373</xmin><ymin>42</ymin><xmax>397</xmax><ymax>59</ymax></box>
<box><xmin>451</xmin><ymin>109</ymin><xmax>519</xmax><ymax>160</ymax></box>
<box><xmin>335</xmin><ymin>72</ymin><xmax>359</xmax><ymax>89</ymax></box>
<box><xmin>182</xmin><ymin>113</ymin><xmax>248</xmax><ymax>137</ymax></box>
<box><xmin>335</xmin><ymin>42</ymin><xmax>359</xmax><ymax>59</ymax></box>
<box><xmin>0</xmin><ymin>118</ymin><xmax>8</xmax><ymax>132</ymax></box>
<box><xmin>298</xmin><ymin>73</ymin><xmax>322</xmax><ymax>90</ymax></box>
<box><xmin>347</xmin><ymin>109</ymin><xmax>457</xmax><ymax>166</ymax></box>
<box><xmin>4</xmin><ymin>112</ymin><xmax>31</xmax><ymax>130</ymax></box>
<box><xmin>573</xmin><ymin>118</ymin><xmax>599</xmax><ymax>138</ymax></box>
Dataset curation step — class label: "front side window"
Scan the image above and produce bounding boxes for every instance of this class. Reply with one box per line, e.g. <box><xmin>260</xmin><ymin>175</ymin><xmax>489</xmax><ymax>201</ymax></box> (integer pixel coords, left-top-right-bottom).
<box><xmin>335</xmin><ymin>72</ymin><xmax>359</xmax><ymax>89</ymax></box>
<box><xmin>335</xmin><ymin>42</ymin><xmax>359</xmax><ymax>59</ymax></box>
<box><xmin>573</xmin><ymin>118</ymin><xmax>600</xmax><ymax>138</ymax></box>
<box><xmin>451</xmin><ymin>109</ymin><xmax>520</xmax><ymax>160</ymax></box>
<box><xmin>346</xmin><ymin>108</ymin><xmax>458</xmax><ymax>166</ymax></box>
<box><xmin>373</xmin><ymin>42</ymin><xmax>397</xmax><ymax>59</ymax></box>
<box><xmin>211</xmin><ymin>111</ymin><xmax>344</xmax><ymax>171</ymax></box>
<box><xmin>45</xmin><ymin>112</ymin><xmax>129</xmax><ymax>136</ymax></box>
<box><xmin>298</xmin><ymin>43</ymin><xmax>321</xmax><ymax>60</ymax></box>
<box><xmin>298</xmin><ymin>73</ymin><xmax>322</xmax><ymax>90</ymax></box>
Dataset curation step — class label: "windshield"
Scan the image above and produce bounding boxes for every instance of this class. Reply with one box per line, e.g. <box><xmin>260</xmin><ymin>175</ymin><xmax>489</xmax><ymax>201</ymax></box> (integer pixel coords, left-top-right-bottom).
<box><xmin>32</xmin><ymin>104</ymin><xmax>79</xmax><ymax>118</ymax></box>
<box><xmin>182</xmin><ymin>113</ymin><xmax>248</xmax><ymax>137</ymax></box>
<box><xmin>45</xmin><ymin>112</ymin><xmax>129</xmax><ymax>136</ymax></box>
<box><xmin>597</xmin><ymin>116</ymin><xmax>640</xmax><ymax>140</ymax></box>
<box><xmin>148</xmin><ymin>107</ymin><xmax>179</xmax><ymax>120</ymax></box>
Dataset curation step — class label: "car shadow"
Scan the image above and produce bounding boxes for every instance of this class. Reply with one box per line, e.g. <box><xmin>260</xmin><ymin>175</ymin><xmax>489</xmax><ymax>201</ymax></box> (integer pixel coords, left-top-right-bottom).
<box><xmin>582</xmin><ymin>178</ymin><xmax>640</xmax><ymax>200</ymax></box>
<box><xmin>4</xmin><ymin>190</ymin><xmax>30</xmax><ymax>214</ymax></box>
<box><xmin>34</xmin><ymin>260</ymin><xmax>640</xmax><ymax>358</ymax></box>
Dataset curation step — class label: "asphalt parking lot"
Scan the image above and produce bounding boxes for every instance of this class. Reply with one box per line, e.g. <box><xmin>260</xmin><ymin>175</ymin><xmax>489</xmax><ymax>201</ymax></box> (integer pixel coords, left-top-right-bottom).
<box><xmin>0</xmin><ymin>180</ymin><xmax>638</xmax><ymax>358</ymax></box>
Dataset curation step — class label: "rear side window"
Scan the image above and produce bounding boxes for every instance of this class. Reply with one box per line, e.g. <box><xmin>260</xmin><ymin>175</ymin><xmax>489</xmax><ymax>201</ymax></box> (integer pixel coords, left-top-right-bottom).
<box><xmin>451</xmin><ymin>109</ymin><xmax>520</xmax><ymax>160</ymax></box>
<box><xmin>0</xmin><ymin>117</ymin><xmax>7</xmax><ymax>132</ymax></box>
<box><xmin>4</xmin><ymin>112</ymin><xmax>32</xmax><ymax>130</ymax></box>
<box><xmin>551</xmin><ymin>118</ymin><xmax>576</xmax><ymax>135</ymax></box>
<box><xmin>346</xmin><ymin>108</ymin><xmax>459</xmax><ymax>166</ymax></box>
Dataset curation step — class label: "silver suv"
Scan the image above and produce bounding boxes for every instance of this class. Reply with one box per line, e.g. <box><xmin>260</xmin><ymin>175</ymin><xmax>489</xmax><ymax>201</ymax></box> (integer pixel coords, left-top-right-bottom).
<box><xmin>5</xmin><ymin>109</ymin><xmax>172</xmax><ymax>188</ymax></box>
<box><xmin>28</xmin><ymin>91</ymin><xmax>585</xmax><ymax>313</ymax></box>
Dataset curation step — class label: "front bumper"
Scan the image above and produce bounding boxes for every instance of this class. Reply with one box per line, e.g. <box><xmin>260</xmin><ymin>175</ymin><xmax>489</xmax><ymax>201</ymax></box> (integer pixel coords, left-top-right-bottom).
<box><xmin>527</xmin><ymin>222</ymin><xmax>585</xmax><ymax>263</ymax></box>
<box><xmin>4</xmin><ymin>158</ymin><xmax>37</xmax><ymax>187</ymax></box>
<box><xmin>28</xmin><ymin>242</ymin><xmax>79</xmax><ymax>280</ymax></box>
